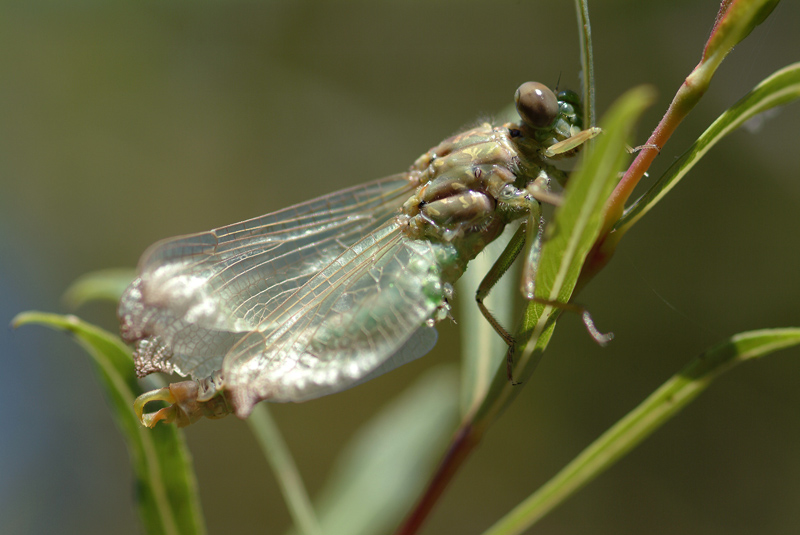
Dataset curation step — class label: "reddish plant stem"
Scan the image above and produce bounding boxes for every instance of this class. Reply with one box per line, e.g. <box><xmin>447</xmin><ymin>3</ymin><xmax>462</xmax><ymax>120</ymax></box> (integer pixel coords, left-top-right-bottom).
<box><xmin>605</xmin><ymin>79</ymin><xmax>703</xmax><ymax>231</ymax></box>
<box><xmin>394</xmin><ymin>422</ymin><xmax>482</xmax><ymax>535</ymax></box>
<box><xmin>581</xmin><ymin>69</ymin><xmax>709</xmax><ymax>287</ymax></box>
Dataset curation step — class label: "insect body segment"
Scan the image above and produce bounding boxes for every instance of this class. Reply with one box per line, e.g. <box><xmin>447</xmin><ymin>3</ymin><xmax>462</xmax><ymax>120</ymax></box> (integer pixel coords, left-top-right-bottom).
<box><xmin>122</xmin><ymin>82</ymin><xmax>598</xmax><ymax>427</ymax></box>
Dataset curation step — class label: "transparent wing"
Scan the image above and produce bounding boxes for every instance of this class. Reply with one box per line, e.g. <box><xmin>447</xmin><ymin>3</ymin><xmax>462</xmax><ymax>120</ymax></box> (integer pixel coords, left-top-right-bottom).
<box><xmin>119</xmin><ymin>174</ymin><xmax>419</xmax><ymax>379</ymax></box>
<box><xmin>221</xmin><ymin>222</ymin><xmax>450</xmax><ymax>415</ymax></box>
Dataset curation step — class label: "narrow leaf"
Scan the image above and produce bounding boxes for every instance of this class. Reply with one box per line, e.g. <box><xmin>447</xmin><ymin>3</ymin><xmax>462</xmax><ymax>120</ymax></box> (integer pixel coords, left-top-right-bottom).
<box><xmin>292</xmin><ymin>366</ymin><xmax>459</xmax><ymax>535</ymax></box>
<box><xmin>482</xmin><ymin>328</ymin><xmax>800</xmax><ymax>535</ymax></box>
<box><xmin>63</xmin><ymin>268</ymin><xmax>135</xmax><ymax>308</ymax></box>
<box><xmin>12</xmin><ymin>312</ymin><xmax>206</xmax><ymax>535</ymax></box>
<box><xmin>701</xmin><ymin>0</ymin><xmax>781</xmax><ymax>75</ymax></box>
<box><xmin>604</xmin><ymin>0</ymin><xmax>783</xmax><ymax>238</ymax></box>
<box><xmin>617</xmin><ymin>62</ymin><xmax>800</xmax><ymax>234</ymax></box>
<box><xmin>535</xmin><ymin>88</ymin><xmax>654</xmax><ymax>304</ymax></box>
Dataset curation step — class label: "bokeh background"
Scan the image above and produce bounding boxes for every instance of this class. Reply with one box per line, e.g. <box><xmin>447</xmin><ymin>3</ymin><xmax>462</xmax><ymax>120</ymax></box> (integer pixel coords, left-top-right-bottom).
<box><xmin>2</xmin><ymin>1</ymin><xmax>799</xmax><ymax>534</ymax></box>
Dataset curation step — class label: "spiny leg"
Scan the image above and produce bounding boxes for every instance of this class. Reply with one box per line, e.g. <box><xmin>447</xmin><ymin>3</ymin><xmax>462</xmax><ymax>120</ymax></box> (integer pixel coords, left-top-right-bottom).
<box><xmin>475</xmin><ymin>221</ymin><xmax>527</xmax><ymax>384</ymax></box>
<box><xmin>519</xmin><ymin>205</ymin><xmax>613</xmax><ymax>347</ymax></box>
<box><xmin>476</xmin><ymin>202</ymin><xmax>612</xmax><ymax>385</ymax></box>
<box><xmin>477</xmin><ymin>208</ymin><xmax>560</xmax><ymax>384</ymax></box>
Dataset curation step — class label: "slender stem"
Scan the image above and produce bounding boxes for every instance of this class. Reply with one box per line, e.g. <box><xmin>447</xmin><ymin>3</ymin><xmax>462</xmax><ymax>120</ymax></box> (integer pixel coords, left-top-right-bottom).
<box><xmin>604</xmin><ymin>80</ymin><xmax>700</xmax><ymax>233</ymax></box>
<box><xmin>581</xmin><ymin>72</ymin><xmax>707</xmax><ymax>285</ymax></box>
<box><xmin>247</xmin><ymin>404</ymin><xmax>322</xmax><ymax>535</ymax></box>
<box><xmin>575</xmin><ymin>0</ymin><xmax>596</xmax><ymax>128</ymax></box>
<box><xmin>394</xmin><ymin>423</ymin><xmax>482</xmax><ymax>535</ymax></box>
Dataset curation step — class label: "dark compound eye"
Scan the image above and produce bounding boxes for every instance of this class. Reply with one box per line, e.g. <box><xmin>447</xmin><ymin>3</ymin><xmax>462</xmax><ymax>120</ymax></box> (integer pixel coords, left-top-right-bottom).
<box><xmin>515</xmin><ymin>81</ymin><xmax>558</xmax><ymax>129</ymax></box>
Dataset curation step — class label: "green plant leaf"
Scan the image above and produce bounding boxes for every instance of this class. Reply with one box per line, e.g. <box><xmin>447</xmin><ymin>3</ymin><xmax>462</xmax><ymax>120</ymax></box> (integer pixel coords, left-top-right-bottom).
<box><xmin>12</xmin><ymin>312</ymin><xmax>206</xmax><ymax>535</ymax></box>
<box><xmin>481</xmin><ymin>327</ymin><xmax>800</xmax><ymax>535</ymax></box>
<box><xmin>288</xmin><ymin>366</ymin><xmax>459</xmax><ymax>535</ymax></box>
<box><xmin>600</xmin><ymin>1</ymin><xmax>783</xmax><ymax>244</ymax></box>
<box><xmin>700</xmin><ymin>0</ymin><xmax>781</xmax><ymax>79</ymax></box>
<box><xmin>535</xmin><ymin>88</ymin><xmax>654</xmax><ymax>305</ymax></box>
<box><xmin>616</xmin><ymin>62</ymin><xmax>800</xmax><ymax>234</ymax></box>
<box><xmin>62</xmin><ymin>268</ymin><xmax>135</xmax><ymax>308</ymax></box>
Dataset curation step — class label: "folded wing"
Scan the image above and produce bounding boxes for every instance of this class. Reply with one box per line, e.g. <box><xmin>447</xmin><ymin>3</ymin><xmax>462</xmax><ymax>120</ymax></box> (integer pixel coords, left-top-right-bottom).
<box><xmin>118</xmin><ymin>174</ymin><xmax>421</xmax><ymax>381</ymax></box>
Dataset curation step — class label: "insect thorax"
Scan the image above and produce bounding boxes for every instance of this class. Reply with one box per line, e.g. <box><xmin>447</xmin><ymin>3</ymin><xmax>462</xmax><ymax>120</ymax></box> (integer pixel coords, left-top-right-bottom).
<box><xmin>398</xmin><ymin>122</ymin><xmax>548</xmax><ymax>267</ymax></box>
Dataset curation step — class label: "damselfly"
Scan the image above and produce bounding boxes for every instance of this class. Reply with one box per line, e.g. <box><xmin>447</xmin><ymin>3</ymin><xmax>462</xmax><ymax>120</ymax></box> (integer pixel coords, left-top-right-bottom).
<box><xmin>120</xmin><ymin>82</ymin><xmax>605</xmax><ymax>427</ymax></box>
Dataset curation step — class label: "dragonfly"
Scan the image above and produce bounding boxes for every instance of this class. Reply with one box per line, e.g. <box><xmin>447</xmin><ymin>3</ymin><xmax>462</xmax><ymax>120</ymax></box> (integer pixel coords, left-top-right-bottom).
<box><xmin>120</xmin><ymin>81</ymin><xmax>607</xmax><ymax>427</ymax></box>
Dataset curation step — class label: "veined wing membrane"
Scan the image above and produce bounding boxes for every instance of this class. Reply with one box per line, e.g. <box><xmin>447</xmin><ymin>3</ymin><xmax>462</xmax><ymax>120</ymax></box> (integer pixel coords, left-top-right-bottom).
<box><xmin>139</xmin><ymin>174</ymin><xmax>414</xmax><ymax>317</ymax></box>
<box><xmin>119</xmin><ymin>174</ymin><xmax>418</xmax><ymax>380</ymax></box>
<box><xmin>222</xmin><ymin>221</ymin><xmax>450</xmax><ymax>415</ymax></box>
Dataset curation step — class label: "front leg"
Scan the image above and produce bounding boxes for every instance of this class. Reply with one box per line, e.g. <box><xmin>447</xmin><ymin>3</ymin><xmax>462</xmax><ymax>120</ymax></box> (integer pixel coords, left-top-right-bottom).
<box><xmin>476</xmin><ymin>191</ymin><xmax>612</xmax><ymax>384</ymax></box>
<box><xmin>474</xmin><ymin>222</ymin><xmax>527</xmax><ymax>384</ymax></box>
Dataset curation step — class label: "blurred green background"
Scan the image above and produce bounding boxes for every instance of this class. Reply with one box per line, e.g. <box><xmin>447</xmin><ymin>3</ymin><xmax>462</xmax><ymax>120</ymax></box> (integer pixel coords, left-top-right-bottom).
<box><xmin>2</xmin><ymin>1</ymin><xmax>799</xmax><ymax>534</ymax></box>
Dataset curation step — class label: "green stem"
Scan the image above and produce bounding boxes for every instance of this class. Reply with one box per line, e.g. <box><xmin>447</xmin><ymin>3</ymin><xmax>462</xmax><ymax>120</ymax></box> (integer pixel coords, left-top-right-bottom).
<box><xmin>247</xmin><ymin>404</ymin><xmax>322</xmax><ymax>535</ymax></box>
<box><xmin>574</xmin><ymin>0</ymin><xmax>596</xmax><ymax>128</ymax></box>
<box><xmin>588</xmin><ymin>0</ymin><xmax>782</xmax><ymax>282</ymax></box>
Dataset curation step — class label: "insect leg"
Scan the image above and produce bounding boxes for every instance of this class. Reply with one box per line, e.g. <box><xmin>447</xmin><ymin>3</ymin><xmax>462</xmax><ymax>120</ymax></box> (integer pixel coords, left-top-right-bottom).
<box><xmin>474</xmin><ymin>222</ymin><xmax>526</xmax><ymax>383</ymax></box>
<box><xmin>521</xmin><ymin>171</ymin><xmax>614</xmax><ymax>348</ymax></box>
<box><xmin>519</xmin><ymin>207</ymin><xmax>613</xmax><ymax>350</ymax></box>
<box><xmin>475</xmin><ymin>214</ymin><xmax>544</xmax><ymax>385</ymax></box>
<box><xmin>475</xmin><ymin>223</ymin><xmax>525</xmax><ymax>346</ymax></box>
<box><xmin>476</xmin><ymin>186</ymin><xmax>556</xmax><ymax>382</ymax></box>
<box><xmin>477</xmin><ymin>198</ymin><xmax>613</xmax><ymax>385</ymax></box>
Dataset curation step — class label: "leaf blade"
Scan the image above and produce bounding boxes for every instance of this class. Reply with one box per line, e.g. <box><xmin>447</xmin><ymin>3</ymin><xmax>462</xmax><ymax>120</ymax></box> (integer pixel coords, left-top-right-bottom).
<box><xmin>617</xmin><ymin>62</ymin><xmax>800</xmax><ymax>234</ymax></box>
<box><xmin>297</xmin><ymin>366</ymin><xmax>459</xmax><ymax>535</ymax></box>
<box><xmin>482</xmin><ymin>328</ymin><xmax>800</xmax><ymax>535</ymax></box>
<box><xmin>12</xmin><ymin>312</ymin><xmax>206</xmax><ymax>535</ymax></box>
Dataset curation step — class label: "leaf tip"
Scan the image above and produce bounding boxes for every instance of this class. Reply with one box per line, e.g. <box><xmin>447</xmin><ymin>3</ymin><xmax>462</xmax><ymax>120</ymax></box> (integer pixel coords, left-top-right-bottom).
<box><xmin>10</xmin><ymin>311</ymin><xmax>38</xmax><ymax>329</ymax></box>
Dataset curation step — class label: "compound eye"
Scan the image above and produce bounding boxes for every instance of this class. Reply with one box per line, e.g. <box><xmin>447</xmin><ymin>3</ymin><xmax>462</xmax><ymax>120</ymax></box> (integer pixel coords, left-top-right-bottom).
<box><xmin>515</xmin><ymin>82</ymin><xmax>558</xmax><ymax>129</ymax></box>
